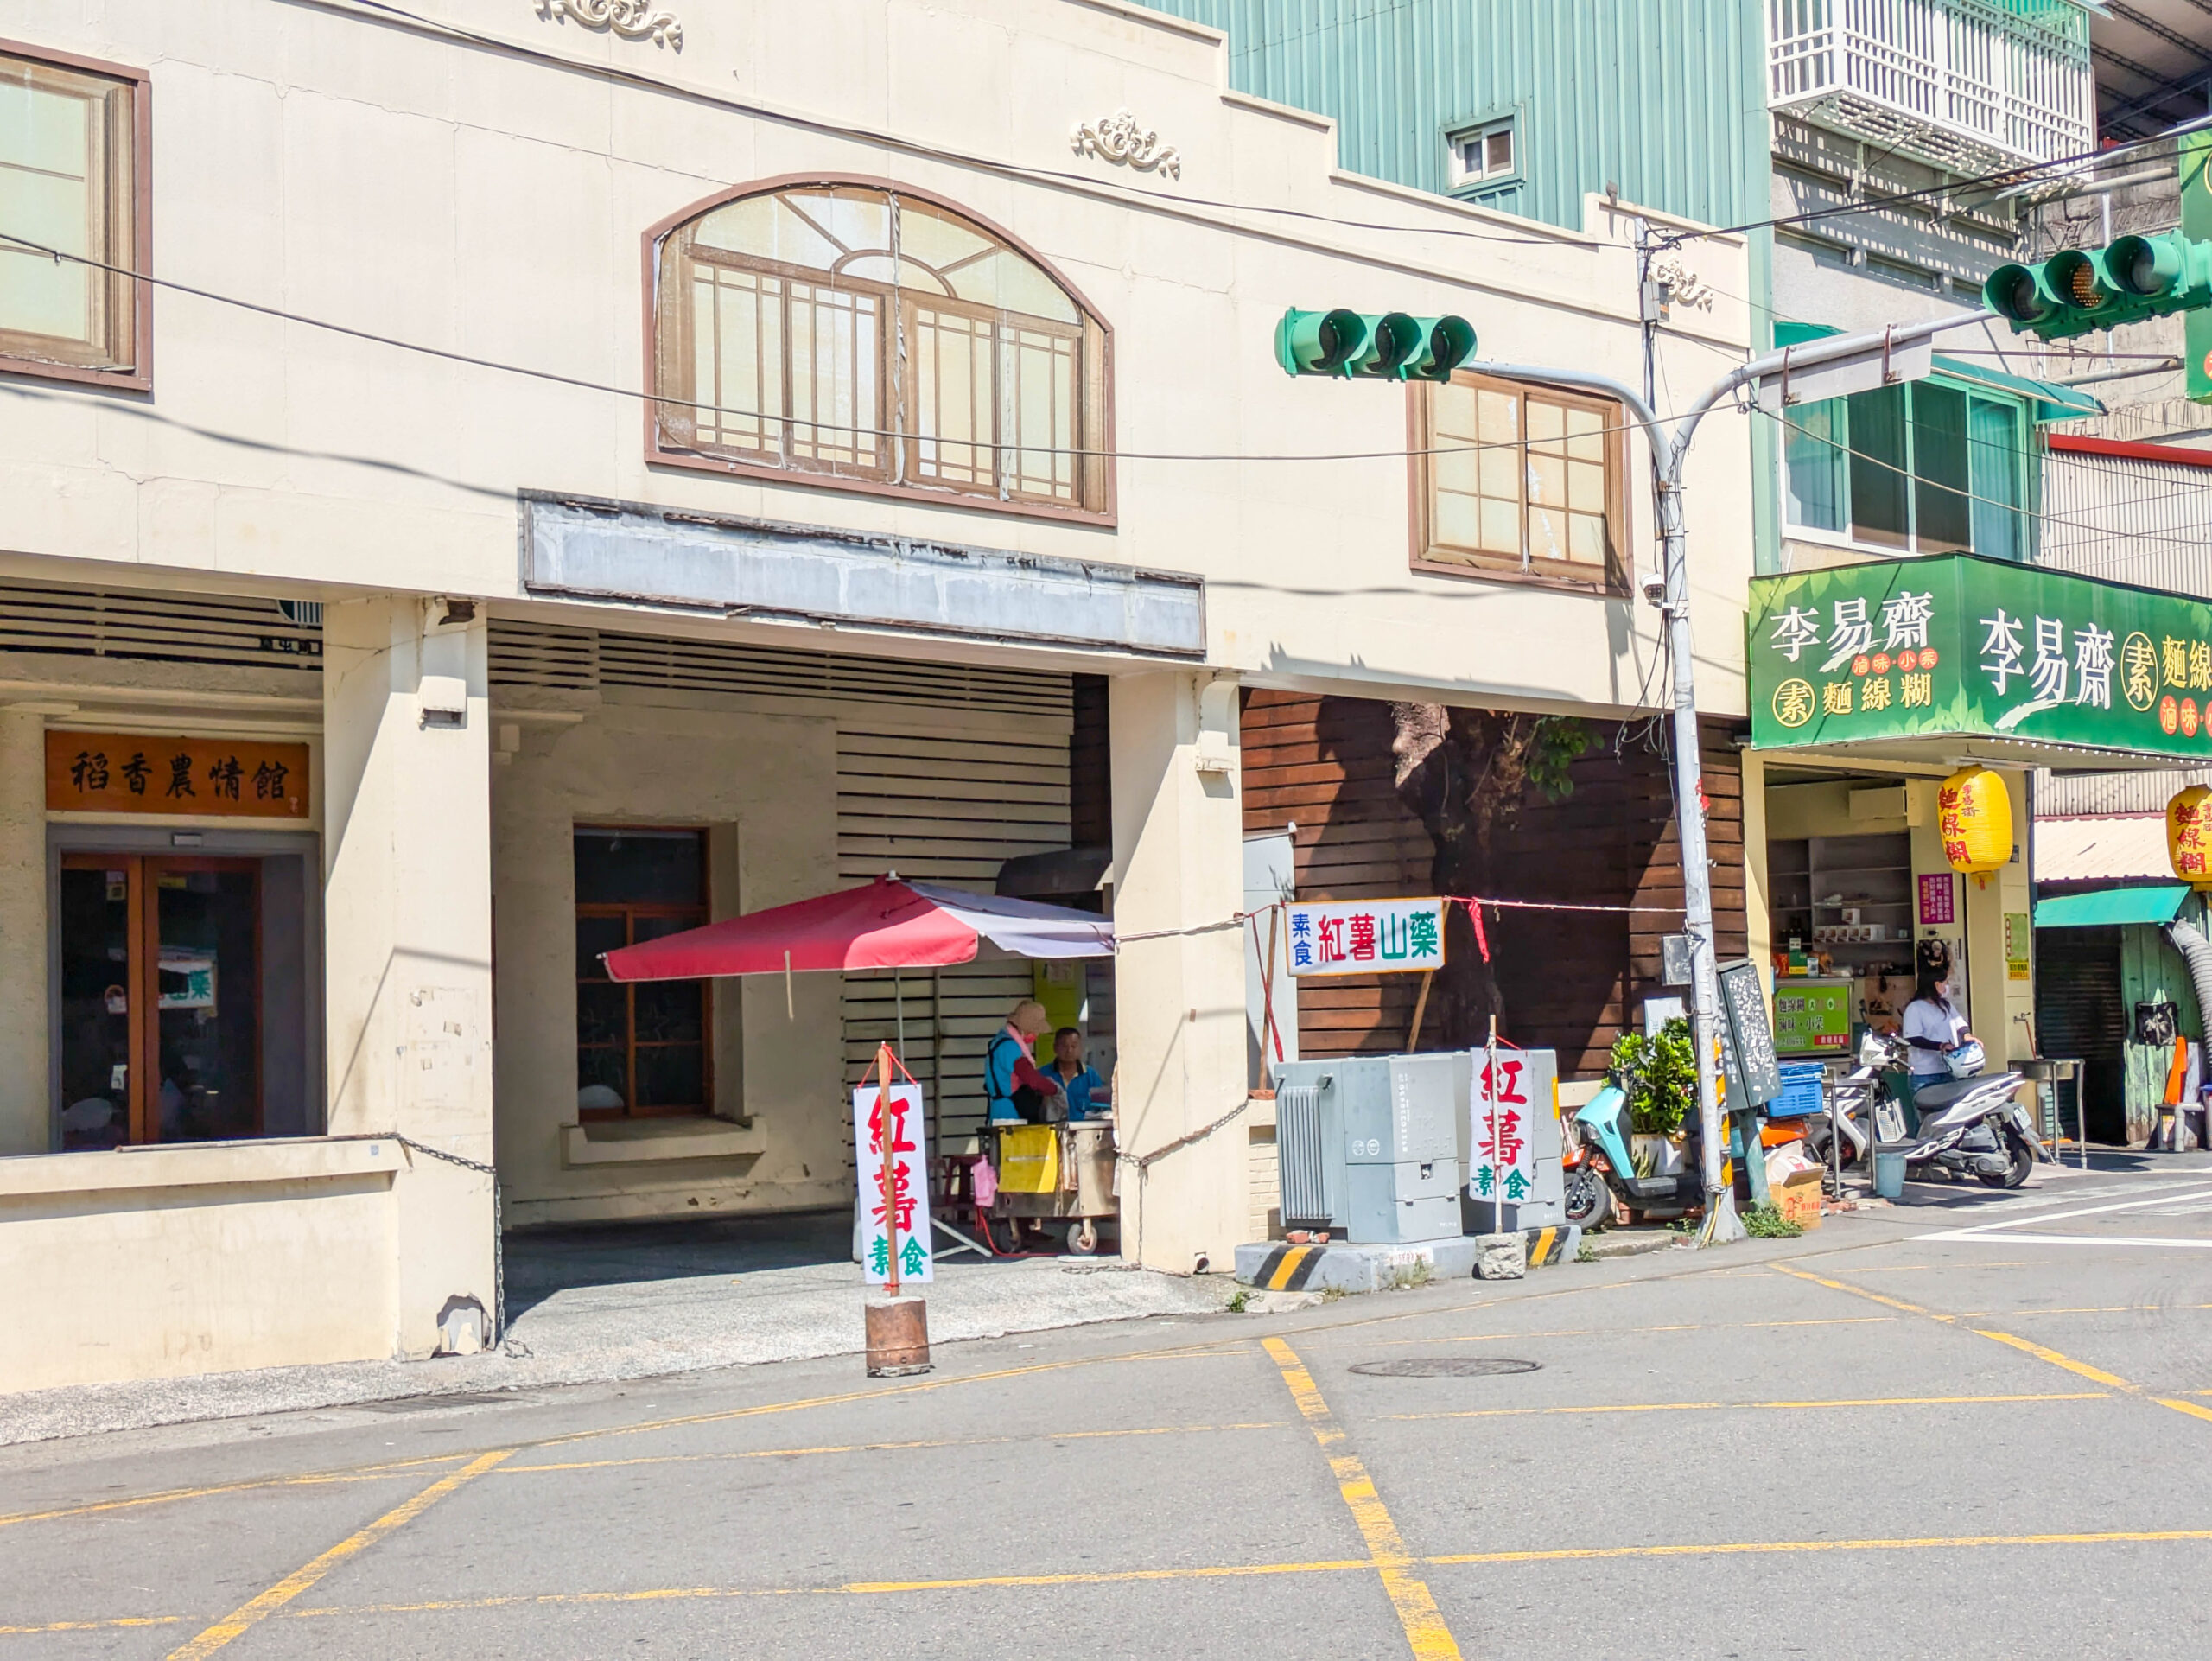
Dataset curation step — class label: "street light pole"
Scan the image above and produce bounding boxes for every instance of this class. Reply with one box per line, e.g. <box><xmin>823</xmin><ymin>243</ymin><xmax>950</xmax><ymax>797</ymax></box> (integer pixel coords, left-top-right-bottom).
<box><xmin>1477</xmin><ymin>305</ymin><xmax>1990</xmax><ymax>1243</ymax></box>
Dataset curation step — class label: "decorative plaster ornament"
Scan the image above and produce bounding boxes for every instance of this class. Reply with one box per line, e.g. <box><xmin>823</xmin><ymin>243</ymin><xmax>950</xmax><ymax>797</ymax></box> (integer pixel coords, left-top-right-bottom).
<box><xmin>1071</xmin><ymin>110</ymin><xmax>1181</xmax><ymax>180</ymax></box>
<box><xmin>1649</xmin><ymin>252</ymin><xmax>1713</xmax><ymax>311</ymax></box>
<box><xmin>534</xmin><ymin>0</ymin><xmax>683</xmax><ymax>49</ymax></box>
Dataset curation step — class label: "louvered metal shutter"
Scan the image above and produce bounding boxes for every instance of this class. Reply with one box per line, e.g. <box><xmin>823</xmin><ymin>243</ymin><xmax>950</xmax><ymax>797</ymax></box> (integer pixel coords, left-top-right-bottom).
<box><xmin>2035</xmin><ymin>926</ymin><xmax>2127</xmax><ymax>1142</ymax></box>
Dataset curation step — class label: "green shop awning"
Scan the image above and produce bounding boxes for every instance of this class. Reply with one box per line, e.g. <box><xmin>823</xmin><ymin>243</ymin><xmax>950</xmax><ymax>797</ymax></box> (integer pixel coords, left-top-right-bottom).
<box><xmin>1748</xmin><ymin>553</ymin><xmax>2212</xmax><ymax>768</ymax></box>
<box><xmin>1927</xmin><ymin>354</ymin><xmax>2104</xmax><ymax>423</ymax></box>
<box><xmin>2035</xmin><ymin>885</ymin><xmax>2190</xmax><ymax>929</ymax></box>
<box><xmin>1769</xmin><ymin>323</ymin><xmax>2103</xmax><ymax>422</ymax></box>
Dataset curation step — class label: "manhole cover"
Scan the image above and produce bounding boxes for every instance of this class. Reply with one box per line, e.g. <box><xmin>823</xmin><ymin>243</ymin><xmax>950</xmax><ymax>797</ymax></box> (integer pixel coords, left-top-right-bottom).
<box><xmin>1349</xmin><ymin>1358</ymin><xmax>1541</xmax><ymax>1378</ymax></box>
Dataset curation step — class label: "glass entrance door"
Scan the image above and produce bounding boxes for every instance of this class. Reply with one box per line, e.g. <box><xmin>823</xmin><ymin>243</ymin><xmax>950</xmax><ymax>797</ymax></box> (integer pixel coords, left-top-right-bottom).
<box><xmin>58</xmin><ymin>854</ymin><xmax>262</xmax><ymax>1148</ymax></box>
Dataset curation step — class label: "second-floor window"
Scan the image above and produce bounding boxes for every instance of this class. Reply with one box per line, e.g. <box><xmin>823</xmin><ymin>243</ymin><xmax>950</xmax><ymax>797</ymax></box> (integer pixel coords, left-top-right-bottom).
<box><xmin>1782</xmin><ymin>381</ymin><xmax>2029</xmax><ymax>561</ymax></box>
<box><xmin>1446</xmin><ymin>119</ymin><xmax>1516</xmax><ymax>190</ymax></box>
<box><xmin>1413</xmin><ymin>370</ymin><xmax>1626</xmax><ymax>592</ymax></box>
<box><xmin>0</xmin><ymin>44</ymin><xmax>146</xmax><ymax>384</ymax></box>
<box><xmin>651</xmin><ymin>181</ymin><xmax>1111</xmax><ymax>518</ymax></box>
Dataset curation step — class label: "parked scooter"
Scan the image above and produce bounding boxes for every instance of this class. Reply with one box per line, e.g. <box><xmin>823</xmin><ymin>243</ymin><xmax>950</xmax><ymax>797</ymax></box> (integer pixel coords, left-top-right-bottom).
<box><xmin>1802</xmin><ymin>1029</ymin><xmax>2040</xmax><ymax>1190</ymax></box>
<box><xmin>1561</xmin><ymin>1081</ymin><xmax>1704</xmax><ymax>1229</ymax></box>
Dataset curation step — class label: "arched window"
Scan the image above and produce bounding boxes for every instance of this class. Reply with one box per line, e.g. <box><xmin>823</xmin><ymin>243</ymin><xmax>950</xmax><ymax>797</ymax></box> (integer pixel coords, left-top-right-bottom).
<box><xmin>652</xmin><ymin>182</ymin><xmax>1110</xmax><ymax>517</ymax></box>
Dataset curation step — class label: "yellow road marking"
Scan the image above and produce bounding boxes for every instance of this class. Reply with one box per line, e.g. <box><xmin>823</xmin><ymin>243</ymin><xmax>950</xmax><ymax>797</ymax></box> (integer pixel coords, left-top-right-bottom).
<box><xmin>163</xmin><ymin>1449</ymin><xmax>512</xmax><ymax>1659</ymax></box>
<box><xmin>1263</xmin><ymin>1336</ymin><xmax>1462</xmax><ymax>1661</ymax></box>
<box><xmin>535</xmin><ymin>1341</ymin><xmax>1254</xmax><ymax>1448</ymax></box>
<box><xmin>1769</xmin><ymin>1263</ymin><xmax>1948</xmax><ymax>1320</ymax></box>
<box><xmin>1375</xmin><ymin>1314</ymin><xmax>1898</xmax><ymax>1350</ymax></box>
<box><xmin>505</xmin><ymin>1420</ymin><xmax>1287</xmax><ymax>1475</ymax></box>
<box><xmin>1972</xmin><ymin>1329</ymin><xmax>2133</xmax><ymax>1389</ymax></box>
<box><xmin>1952</xmin><ymin>1303</ymin><xmax>2212</xmax><ymax>1317</ymax></box>
<box><xmin>1772</xmin><ymin>1263</ymin><xmax>2210</xmax><ymax>1428</ymax></box>
<box><xmin>0</xmin><ymin>1454</ymin><xmax>469</xmax><ymax>1533</ymax></box>
<box><xmin>1424</xmin><ymin>1528</ymin><xmax>2212</xmax><ymax>1566</ymax></box>
<box><xmin>54</xmin><ymin>1524</ymin><xmax>2212</xmax><ymax>1633</ymax></box>
<box><xmin>1381</xmin><ymin>1391</ymin><xmax>2107</xmax><ymax>1423</ymax></box>
<box><xmin>2152</xmin><ymin>1397</ymin><xmax>2212</xmax><ymax>1424</ymax></box>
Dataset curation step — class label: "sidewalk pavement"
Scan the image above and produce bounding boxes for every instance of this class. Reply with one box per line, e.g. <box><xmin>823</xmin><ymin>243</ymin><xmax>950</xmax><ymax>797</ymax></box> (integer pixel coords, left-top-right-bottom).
<box><xmin>0</xmin><ymin>1211</ymin><xmax>1229</xmax><ymax>1447</ymax></box>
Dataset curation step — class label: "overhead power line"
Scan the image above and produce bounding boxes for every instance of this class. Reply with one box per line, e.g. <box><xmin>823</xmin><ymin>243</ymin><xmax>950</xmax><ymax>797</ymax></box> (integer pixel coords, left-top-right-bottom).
<box><xmin>0</xmin><ymin>227</ymin><xmax>1681</xmax><ymax>467</ymax></box>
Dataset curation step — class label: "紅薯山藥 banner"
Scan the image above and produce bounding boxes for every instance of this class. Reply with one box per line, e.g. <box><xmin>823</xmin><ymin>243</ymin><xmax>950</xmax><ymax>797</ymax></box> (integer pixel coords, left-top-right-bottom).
<box><xmin>1282</xmin><ymin>898</ymin><xmax>1446</xmax><ymax>977</ymax></box>
<box><xmin>1747</xmin><ymin>553</ymin><xmax>2212</xmax><ymax>762</ymax></box>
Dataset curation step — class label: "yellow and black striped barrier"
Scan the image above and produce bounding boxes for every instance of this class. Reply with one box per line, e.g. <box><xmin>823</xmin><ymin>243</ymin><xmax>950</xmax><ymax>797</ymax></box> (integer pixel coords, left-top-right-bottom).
<box><xmin>1248</xmin><ymin>1243</ymin><xmax>1325</xmax><ymax>1292</ymax></box>
<box><xmin>1522</xmin><ymin>1225</ymin><xmax>1578</xmax><ymax>1267</ymax></box>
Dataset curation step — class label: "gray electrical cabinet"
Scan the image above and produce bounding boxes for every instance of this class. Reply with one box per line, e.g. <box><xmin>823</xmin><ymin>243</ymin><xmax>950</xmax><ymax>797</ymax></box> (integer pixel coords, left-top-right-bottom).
<box><xmin>1273</xmin><ymin>1053</ymin><xmax>1469</xmax><ymax>1244</ymax></box>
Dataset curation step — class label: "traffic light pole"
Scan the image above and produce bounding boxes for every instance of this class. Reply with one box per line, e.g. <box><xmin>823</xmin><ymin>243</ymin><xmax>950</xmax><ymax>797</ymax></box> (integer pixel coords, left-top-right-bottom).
<box><xmin>1474</xmin><ymin>305</ymin><xmax>1989</xmax><ymax>1243</ymax></box>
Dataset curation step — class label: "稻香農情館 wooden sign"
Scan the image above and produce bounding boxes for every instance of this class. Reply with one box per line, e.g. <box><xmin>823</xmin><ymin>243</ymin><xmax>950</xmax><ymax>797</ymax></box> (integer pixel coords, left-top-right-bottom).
<box><xmin>46</xmin><ymin>733</ymin><xmax>310</xmax><ymax>818</ymax></box>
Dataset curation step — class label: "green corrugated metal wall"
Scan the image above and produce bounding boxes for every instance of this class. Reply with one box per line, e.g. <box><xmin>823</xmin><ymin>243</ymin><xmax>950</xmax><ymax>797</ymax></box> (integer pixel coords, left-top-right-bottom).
<box><xmin>1142</xmin><ymin>1</ymin><xmax>1783</xmax><ymax>570</ymax></box>
<box><xmin>1140</xmin><ymin>0</ymin><xmax>1766</xmax><ymax>232</ymax></box>
<box><xmin>2121</xmin><ymin>919</ymin><xmax>2204</xmax><ymax>1146</ymax></box>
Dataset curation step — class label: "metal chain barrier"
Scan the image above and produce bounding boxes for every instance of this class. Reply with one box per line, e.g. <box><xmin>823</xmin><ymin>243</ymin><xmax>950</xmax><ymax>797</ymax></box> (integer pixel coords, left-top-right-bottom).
<box><xmin>392</xmin><ymin>1135</ymin><xmax>505</xmax><ymax>1347</ymax></box>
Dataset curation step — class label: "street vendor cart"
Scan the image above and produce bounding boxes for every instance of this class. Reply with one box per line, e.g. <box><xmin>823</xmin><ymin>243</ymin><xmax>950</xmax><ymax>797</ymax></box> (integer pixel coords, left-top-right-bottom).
<box><xmin>980</xmin><ymin>1117</ymin><xmax>1118</xmax><ymax>1254</ymax></box>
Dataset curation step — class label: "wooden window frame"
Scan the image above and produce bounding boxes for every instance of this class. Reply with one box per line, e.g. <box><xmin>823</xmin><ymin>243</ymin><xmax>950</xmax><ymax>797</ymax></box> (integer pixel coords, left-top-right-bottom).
<box><xmin>0</xmin><ymin>37</ymin><xmax>152</xmax><ymax>391</ymax></box>
<box><xmin>60</xmin><ymin>852</ymin><xmax>262</xmax><ymax>1144</ymax></box>
<box><xmin>574</xmin><ymin>824</ymin><xmax>713</xmax><ymax>1121</ymax></box>
<box><xmin>644</xmin><ymin>174</ymin><xmax>1116</xmax><ymax>527</ymax></box>
<box><xmin>1408</xmin><ymin>370</ymin><xmax>1630</xmax><ymax>595</ymax></box>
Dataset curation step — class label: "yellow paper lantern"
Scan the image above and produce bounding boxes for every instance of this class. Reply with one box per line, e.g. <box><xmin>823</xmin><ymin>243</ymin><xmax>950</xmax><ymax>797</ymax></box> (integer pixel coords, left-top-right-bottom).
<box><xmin>1936</xmin><ymin>767</ymin><xmax>2012</xmax><ymax>875</ymax></box>
<box><xmin>2169</xmin><ymin>786</ymin><xmax>2212</xmax><ymax>888</ymax></box>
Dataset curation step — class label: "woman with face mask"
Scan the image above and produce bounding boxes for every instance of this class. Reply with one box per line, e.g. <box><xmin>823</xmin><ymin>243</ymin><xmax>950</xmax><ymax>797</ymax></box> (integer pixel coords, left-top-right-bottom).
<box><xmin>1898</xmin><ymin>943</ymin><xmax>1972</xmax><ymax>1132</ymax></box>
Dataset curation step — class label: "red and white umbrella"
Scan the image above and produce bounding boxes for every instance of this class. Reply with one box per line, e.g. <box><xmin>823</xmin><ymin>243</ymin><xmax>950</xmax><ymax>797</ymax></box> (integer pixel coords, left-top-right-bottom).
<box><xmin>601</xmin><ymin>874</ymin><xmax>1114</xmax><ymax>981</ymax></box>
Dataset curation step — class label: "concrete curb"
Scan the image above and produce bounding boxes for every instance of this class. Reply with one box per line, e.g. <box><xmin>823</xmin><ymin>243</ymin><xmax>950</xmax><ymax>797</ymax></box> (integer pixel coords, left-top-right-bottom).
<box><xmin>1579</xmin><ymin>1226</ymin><xmax>1686</xmax><ymax>1260</ymax></box>
<box><xmin>1235</xmin><ymin>1225</ymin><xmax>1582</xmax><ymax>1296</ymax></box>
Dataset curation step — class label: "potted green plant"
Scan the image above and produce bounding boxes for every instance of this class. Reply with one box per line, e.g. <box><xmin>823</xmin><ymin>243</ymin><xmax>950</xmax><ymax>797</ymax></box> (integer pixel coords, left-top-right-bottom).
<box><xmin>1608</xmin><ymin>1018</ymin><xmax>1695</xmax><ymax>1175</ymax></box>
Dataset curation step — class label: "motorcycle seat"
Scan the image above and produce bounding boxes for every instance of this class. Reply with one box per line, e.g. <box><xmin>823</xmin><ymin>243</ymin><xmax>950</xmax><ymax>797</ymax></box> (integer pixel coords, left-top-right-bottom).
<box><xmin>1908</xmin><ymin>1078</ymin><xmax>1981</xmax><ymax>1111</ymax></box>
<box><xmin>1910</xmin><ymin>1072</ymin><xmax>2024</xmax><ymax>1112</ymax></box>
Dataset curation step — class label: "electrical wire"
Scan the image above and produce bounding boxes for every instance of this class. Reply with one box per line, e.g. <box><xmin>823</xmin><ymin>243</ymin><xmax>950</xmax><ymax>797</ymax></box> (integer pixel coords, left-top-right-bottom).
<box><xmin>326</xmin><ymin>0</ymin><xmax>1569</xmax><ymax>250</ymax></box>
<box><xmin>1658</xmin><ymin>119</ymin><xmax>2212</xmax><ymax>251</ymax></box>
<box><xmin>339</xmin><ymin>0</ymin><xmax>2212</xmax><ymax>267</ymax></box>
<box><xmin>0</xmin><ymin>226</ymin><xmax>1696</xmax><ymax>467</ymax></box>
<box><xmin>1760</xmin><ymin>404</ymin><xmax>2212</xmax><ymax>572</ymax></box>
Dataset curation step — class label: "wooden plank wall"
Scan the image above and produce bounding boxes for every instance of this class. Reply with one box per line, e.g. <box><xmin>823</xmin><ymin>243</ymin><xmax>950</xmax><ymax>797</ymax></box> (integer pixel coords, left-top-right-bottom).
<box><xmin>1241</xmin><ymin>690</ymin><xmax>1436</xmax><ymax>1059</ymax></box>
<box><xmin>1241</xmin><ymin>689</ymin><xmax>1747</xmax><ymax>1079</ymax></box>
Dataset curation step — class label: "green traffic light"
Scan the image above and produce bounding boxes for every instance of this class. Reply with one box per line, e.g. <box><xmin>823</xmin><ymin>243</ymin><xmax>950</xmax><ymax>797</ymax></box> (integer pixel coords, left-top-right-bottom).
<box><xmin>1986</xmin><ymin>234</ymin><xmax>2212</xmax><ymax>340</ymax></box>
<box><xmin>1399</xmin><ymin>315</ymin><xmax>1478</xmax><ymax>381</ymax></box>
<box><xmin>2109</xmin><ymin>232</ymin><xmax>2185</xmax><ymax>298</ymax></box>
<box><xmin>1274</xmin><ymin>308</ymin><xmax>1478</xmax><ymax>379</ymax></box>
<box><xmin>1275</xmin><ymin>309</ymin><xmax>1370</xmax><ymax>375</ymax></box>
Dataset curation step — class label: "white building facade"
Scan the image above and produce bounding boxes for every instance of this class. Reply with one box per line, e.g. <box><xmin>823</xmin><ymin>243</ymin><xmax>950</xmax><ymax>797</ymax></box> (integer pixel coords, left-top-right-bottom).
<box><xmin>0</xmin><ymin>0</ymin><xmax>1751</xmax><ymax>1391</ymax></box>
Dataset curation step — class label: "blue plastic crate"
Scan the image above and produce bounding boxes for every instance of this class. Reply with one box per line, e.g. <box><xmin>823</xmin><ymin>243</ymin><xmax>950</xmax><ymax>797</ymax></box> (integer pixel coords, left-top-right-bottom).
<box><xmin>1767</xmin><ymin>1062</ymin><xmax>1827</xmax><ymax>1120</ymax></box>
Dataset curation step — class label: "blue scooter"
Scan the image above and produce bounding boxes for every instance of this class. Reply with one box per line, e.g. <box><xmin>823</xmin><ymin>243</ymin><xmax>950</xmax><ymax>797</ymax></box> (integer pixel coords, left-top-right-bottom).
<box><xmin>1560</xmin><ymin>1082</ymin><xmax>1706</xmax><ymax>1230</ymax></box>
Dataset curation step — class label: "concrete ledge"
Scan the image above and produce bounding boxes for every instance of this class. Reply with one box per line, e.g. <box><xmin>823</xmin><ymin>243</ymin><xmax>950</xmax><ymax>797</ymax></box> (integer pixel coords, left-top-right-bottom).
<box><xmin>561</xmin><ymin>1117</ymin><xmax>766</xmax><ymax>1167</ymax></box>
<box><xmin>1236</xmin><ymin>1225</ymin><xmax>1582</xmax><ymax>1295</ymax></box>
<box><xmin>0</xmin><ymin>1135</ymin><xmax>400</xmax><ymax>1200</ymax></box>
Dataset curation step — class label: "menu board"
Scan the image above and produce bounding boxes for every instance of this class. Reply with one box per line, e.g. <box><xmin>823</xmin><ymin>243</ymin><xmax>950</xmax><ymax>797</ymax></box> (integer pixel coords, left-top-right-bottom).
<box><xmin>1773</xmin><ymin>977</ymin><xmax>1854</xmax><ymax>1054</ymax></box>
<box><xmin>1717</xmin><ymin>959</ymin><xmax>1782</xmax><ymax>1108</ymax></box>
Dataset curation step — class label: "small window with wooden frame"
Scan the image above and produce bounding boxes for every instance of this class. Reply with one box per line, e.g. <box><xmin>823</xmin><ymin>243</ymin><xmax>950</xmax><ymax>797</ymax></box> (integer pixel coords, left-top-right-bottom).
<box><xmin>574</xmin><ymin>826</ymin><xmax>711</xmax><ymax>1118</ymax></box>
<box><xmin>0</xmin><ymin>40</ymin><xmax>150</xmax><ymax>388</ymax></box>
<box><xmin>647</xmin><ymin>178</ymin><xmax>1113</xmax><ymax>523</ymax></box>
<box><xmin>1411</xmin><ymin>370</ymin><xmax>1628</xmax><ymax>593</ymax></box>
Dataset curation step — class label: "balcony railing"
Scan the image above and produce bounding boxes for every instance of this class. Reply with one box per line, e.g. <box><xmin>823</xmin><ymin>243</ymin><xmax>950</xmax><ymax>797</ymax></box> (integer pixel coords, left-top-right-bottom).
<box><xmin>1769</xmin><ymin>0</ymin><xmax>2094</xmax><ymax>176</ymax></box>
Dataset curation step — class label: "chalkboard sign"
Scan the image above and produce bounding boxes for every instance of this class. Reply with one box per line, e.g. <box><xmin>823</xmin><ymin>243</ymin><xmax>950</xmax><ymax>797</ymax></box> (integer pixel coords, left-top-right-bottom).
<box><xmin>1717</xmin><ymin>959</ymin><xmax>1782</xmax><ymax>1110</ymax></box>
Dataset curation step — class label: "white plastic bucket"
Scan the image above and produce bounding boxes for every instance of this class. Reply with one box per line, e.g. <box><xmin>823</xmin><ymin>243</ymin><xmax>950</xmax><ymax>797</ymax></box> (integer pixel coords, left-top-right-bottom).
<box><xmin>1873</xmin><ymin>1150</ymin><xmax>1906</xmax><ymax>1199</ymax></box>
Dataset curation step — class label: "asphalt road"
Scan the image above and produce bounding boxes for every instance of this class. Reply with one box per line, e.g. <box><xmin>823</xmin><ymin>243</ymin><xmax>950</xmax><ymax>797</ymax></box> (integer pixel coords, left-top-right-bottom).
<box><xmin>7</xmin><ymin>1153</ymin><xmax>2212</xmax><ymax>1660</ymax></box>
